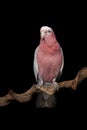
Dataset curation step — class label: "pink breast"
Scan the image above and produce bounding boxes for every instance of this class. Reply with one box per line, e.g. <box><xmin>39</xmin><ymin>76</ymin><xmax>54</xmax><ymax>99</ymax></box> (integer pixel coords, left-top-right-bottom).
<box><xmin>37</xmin><ymin>48</ymin><xmax>62</xmax><ymax>82</ymax></box>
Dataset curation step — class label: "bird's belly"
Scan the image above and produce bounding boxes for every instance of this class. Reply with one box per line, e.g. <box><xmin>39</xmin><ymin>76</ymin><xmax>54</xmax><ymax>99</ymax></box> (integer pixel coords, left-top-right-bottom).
<box><xmin>38</xmin><ymin>54</ymin><xmax>62</xmax><ymax>82</ymax></box>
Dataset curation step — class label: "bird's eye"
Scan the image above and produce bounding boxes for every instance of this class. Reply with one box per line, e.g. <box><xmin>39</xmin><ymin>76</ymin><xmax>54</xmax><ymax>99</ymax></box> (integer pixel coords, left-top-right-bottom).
<box><xmin>48</xmin><ymin>30</ymin><xmax>51</xmax><ymax>33</ymax></box>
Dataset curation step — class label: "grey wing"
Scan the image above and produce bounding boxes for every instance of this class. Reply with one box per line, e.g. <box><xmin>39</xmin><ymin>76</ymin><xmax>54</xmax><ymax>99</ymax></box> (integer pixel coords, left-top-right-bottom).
<box><xmin>34</xmin><ymin>47</ymin><xmax>43</xmax><ymax>85</ymax></box>
<box><xmin>53</xmin><ymin>47</ymin><xmax>64</xmax><ymax>82</ymax></box>
<box><xmin>60</xmin><ymin>47</ymin><xmax>64</xmax><ymax>75</ymax></box>
<box><xmin>33</xmin><ymin>47</ymin><xmax>39</xmax><ymax>82</ymax></box>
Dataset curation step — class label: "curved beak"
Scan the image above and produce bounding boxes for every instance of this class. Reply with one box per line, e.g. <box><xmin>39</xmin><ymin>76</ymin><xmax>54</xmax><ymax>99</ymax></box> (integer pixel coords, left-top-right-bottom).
<box><xmin>41</xmin><ymin>32</ymin><xmax>46</xmax><ymax>39</ymax></box>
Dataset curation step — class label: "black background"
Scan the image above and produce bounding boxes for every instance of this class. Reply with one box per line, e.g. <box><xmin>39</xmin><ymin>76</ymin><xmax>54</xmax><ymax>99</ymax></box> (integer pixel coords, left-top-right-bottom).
<box><xmin>0</xmin><ymin>2</ymin><xmax>87</xmax><ymax>128</ymax></box>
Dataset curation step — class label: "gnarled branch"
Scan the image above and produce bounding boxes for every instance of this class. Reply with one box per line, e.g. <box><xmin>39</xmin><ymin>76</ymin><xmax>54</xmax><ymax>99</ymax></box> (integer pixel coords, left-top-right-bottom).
<box><xmin>0</xmin><ymin>67</ymin><xmax>87</xmax><ymax>106</ymax></box>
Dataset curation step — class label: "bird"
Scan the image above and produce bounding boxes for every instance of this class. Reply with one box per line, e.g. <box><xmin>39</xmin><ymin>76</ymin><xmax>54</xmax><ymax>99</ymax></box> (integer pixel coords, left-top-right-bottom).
<box><xmin>33</xmin><ymin>26</ymin><xmax>64</xmax><ymax>108</ymax></box>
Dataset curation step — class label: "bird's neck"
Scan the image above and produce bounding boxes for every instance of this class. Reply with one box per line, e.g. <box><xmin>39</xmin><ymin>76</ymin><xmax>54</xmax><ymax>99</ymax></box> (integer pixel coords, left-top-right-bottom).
<box><xmin>39</xmin><ymin>41</ymin><xmax>60</xmax><ymax>54</ymax></box>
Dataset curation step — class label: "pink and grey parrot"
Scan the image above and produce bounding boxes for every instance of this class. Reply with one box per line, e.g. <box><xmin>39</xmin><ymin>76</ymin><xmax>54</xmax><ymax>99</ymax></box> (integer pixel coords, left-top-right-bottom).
<box><xmin>34</xmin><ymin>26</ymin><xmax>64</xmax><ymax>108</ymax></box>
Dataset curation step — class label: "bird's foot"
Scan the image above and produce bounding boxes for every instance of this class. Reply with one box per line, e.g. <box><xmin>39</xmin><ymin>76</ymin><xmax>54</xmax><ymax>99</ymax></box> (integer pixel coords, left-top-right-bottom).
<box><xmin>36</xmin><ymin>79</ymin><xmax>44</xmax><ymax>89</ymax></box>
<box><xmin>52</xmin><ymin>82</ymin><xmax>59</xmax><ymax>91</ymax></box>
<box><xmin>36</xmin><ymin>81</ymin><xmax>43</xmax><ymax>89</ymax></box>
<box><xmin>36</xmin><ymin>84</ymin><xmax>42</xmax><ymax>89</ymax></box>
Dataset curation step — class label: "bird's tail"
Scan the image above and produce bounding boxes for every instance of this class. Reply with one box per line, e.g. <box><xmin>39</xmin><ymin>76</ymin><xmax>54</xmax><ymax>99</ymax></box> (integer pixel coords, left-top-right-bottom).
<box><xmin>36</xmin><ymin>92</ymin><xmax>56</xmax><ymax>108</ymax></box>
<box><xmin>36</xmin><ymin>83</ymin><xmax>56</xmax><ymax>108</ymax></box>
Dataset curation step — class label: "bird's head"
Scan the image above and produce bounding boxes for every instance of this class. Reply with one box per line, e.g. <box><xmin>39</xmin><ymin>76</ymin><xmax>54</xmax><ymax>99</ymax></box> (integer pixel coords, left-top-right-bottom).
<box><xmin>40</xmin><ymin>26</ymin><xmax>57</xmax><ymax>46</ymax></box>
<box><xmin>40</xmin><ymin>26</ymin><xmax>53</xmax><ymax>40</ymax></box>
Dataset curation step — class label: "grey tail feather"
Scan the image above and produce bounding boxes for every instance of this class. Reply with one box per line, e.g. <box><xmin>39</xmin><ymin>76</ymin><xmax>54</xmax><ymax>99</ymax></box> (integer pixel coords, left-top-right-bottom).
<box><xmin>36</xmin><ymin>92</ymin><xmax>56</xmax><ymax>108</ymax></box>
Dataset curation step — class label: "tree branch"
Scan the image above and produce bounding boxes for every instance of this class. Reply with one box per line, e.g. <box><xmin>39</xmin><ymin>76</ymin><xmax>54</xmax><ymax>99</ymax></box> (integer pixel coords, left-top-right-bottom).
<box><xmin>0</xmin><ymin>67</ymin><xmax>87</xmax><ymax>106</ymax></box>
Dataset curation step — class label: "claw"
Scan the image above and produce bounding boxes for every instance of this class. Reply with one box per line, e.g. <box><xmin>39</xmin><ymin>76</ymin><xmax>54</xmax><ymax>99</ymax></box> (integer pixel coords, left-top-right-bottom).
<box><xmin>52</xmin><ymin>82</ymin><xmax>59</xmax><ymax>91</ymax></box>
<box><xmin>36</xmin><ymin>83</ymin><xmax>43</xmax><ymax>89</ymax></box>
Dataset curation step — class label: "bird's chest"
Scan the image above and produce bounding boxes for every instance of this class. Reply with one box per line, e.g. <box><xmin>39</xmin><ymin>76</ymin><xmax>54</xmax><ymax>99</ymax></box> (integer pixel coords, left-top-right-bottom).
<box><xmin>37</xmin><ymin>51</ymin><xmax>61</xmax><ymax>75</ymax></box>
<box><xmin>38</xmin><ymin>51</ymin><xmax>57</xmax><ymax>66</ymax></box>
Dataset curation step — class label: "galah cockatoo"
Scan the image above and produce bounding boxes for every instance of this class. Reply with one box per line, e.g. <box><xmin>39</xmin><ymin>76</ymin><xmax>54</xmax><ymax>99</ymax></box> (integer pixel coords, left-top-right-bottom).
<box><xmin>34</xmin><ymin>26</ymin><xmax>64</xmax><ymax>108</ymax></box>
